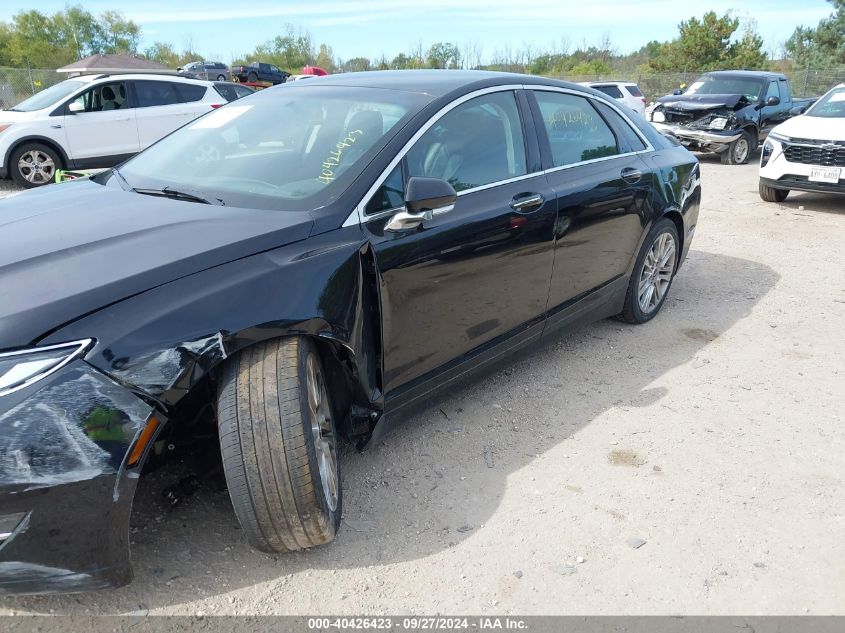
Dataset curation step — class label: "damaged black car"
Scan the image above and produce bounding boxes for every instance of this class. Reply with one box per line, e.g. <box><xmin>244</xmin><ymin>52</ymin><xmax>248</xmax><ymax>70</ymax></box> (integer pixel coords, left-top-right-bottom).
<box><xmin>649</xmin><ymin>70</ymin><xmax>816</xmax><ymax>165</ymax></box>
<box><xmin>0</xmin><ymin>71</ymin><xmax>701</xmax><ymax>595</ymax></box>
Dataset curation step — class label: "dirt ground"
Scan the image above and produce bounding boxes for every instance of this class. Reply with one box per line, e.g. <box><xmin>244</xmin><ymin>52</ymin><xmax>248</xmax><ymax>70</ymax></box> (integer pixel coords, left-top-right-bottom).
<box><xmin>1</xmin><ymin>155</ymin><xmax>843</xmax><ymax>616</ymax></box>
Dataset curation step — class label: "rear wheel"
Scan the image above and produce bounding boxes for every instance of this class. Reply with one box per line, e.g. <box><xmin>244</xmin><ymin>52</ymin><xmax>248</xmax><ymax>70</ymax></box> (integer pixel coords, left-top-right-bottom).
<box><xmin>247</xmin><ymin>72</ymin><xmax>258</xmax><ymax>83</ymax></box>
<box><xmin>217</xmin><ymin>74</ymin><xmax>226</xmax><ymax>81</ymax></box>
<box><xmin>10</xmin><ymin>142</ymin><xmax>61</xmax><ymax>188</ymax></box>
<box><xmin>619</xmin><ymin>218</ymin><xmax>679</xmax><ymax>324</ymax></box>
<box><xmin>721</xmin><ymin>130</ymin><xmax>754</xmax><ymax>165</ymax></box>
<box><xmin>217</xmin><ymin>337</ymin><xmax>341</xmax><ymax>553</ymax></box>
<box><xmin>759</xmin><ymin>181</ymin><xmax>789</xmax><ymax>202</ymax></box>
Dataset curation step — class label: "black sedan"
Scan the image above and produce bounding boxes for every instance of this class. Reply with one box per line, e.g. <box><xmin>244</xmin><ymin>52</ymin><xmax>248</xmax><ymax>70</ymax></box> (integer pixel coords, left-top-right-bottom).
<box><xmin>0</xmin><ymin>70</ymin><xmax>700</xmax><ymax>594</ymax></box>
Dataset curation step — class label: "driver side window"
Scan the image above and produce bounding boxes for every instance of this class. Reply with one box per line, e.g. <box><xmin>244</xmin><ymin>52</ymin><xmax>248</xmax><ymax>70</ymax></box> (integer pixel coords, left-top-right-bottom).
<box><xmin>766</xmin><ymin>81</ymin><xmax>781</xmax><ymax>101</ymax></box>
<box><xmin>70</xmin><ymin>81</ymin><xmax>128</xmax><ymax>112</ymax></box>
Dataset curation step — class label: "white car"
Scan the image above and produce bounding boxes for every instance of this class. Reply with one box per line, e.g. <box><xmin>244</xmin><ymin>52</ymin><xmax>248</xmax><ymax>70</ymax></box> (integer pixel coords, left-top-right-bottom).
<box><xmin>759</xmin><ymin>83</ymin><xmax>845</xmax><ymax>202</ymax></box>
<box><xmin>584</xmin><ymin>81</ymin><xmax>647</xmax><ymax>116</ymax></box>
<box><xmin>0</xmin><ymin>74</ymin><xmax>226</xmax><ymax>187</ymax></box>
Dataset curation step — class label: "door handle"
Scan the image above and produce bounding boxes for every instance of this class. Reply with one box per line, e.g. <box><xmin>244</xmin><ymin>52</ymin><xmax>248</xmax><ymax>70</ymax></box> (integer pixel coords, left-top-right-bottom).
<box><xmin>621</xmin><ymin>167</ymin><xmax>642</xmax><ymax>184</ymax></box>
<box><xmin>510</xmin><ymin>193</ymin><xmax>544</xmax><ymax>212</ymax></box>
<box><xmin>50</xmin><ymin>124</ymin><xmax>63</xmax><ymax>129</ymax></box>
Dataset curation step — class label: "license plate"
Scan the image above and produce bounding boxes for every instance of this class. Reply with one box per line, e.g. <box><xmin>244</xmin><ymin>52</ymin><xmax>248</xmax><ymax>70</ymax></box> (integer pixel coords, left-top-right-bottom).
<box><xmin>809</xmin><ymin>167</ymin><xmax>841</xmax><ymax>183</ymax></box>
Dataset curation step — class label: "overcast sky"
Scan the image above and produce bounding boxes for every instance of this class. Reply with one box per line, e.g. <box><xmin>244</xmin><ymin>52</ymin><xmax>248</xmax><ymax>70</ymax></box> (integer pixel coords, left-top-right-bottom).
<box><xmin>2</xmin><ymin>0</ymin><xmax>835</xmax><ymax>63</ymax></box>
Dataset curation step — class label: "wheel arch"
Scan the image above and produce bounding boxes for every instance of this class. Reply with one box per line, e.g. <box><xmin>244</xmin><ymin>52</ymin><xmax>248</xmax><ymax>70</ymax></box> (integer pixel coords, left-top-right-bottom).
<box><xmin>5</xmin><ymin>135</ymin><xmax>70</xmax><ymax>172</ymax></box>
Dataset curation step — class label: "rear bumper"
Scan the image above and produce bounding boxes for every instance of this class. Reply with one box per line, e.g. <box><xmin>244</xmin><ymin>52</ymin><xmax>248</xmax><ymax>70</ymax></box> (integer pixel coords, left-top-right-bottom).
<box><xmin>0</xmin><ymin>359</ymin><xmax>154</xmax><ymax>595</ymax></box>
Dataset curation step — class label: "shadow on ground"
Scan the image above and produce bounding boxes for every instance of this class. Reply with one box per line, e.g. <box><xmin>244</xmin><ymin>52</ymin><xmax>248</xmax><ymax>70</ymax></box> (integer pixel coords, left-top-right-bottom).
<box><xmin>4</xmin><ymin>250</ymin><xmax>779</xmax><ymax>613</ymax></box>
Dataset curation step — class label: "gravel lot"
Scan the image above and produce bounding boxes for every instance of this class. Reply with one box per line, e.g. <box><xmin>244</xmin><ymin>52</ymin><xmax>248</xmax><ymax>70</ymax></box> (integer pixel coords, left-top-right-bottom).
<box><xmin>1</xmin><ymin>155</ymin><xmax>843</xmax><ymax>615</ymax></box>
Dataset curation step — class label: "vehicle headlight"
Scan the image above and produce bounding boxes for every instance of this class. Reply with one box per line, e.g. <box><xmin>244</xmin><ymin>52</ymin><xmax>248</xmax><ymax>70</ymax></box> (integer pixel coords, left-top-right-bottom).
<box><xmin>761</xmin><ymin>140</ymin><xmax>775</xmax><ymax>167</ymax></box>
<box><xmin>652</xmin><ymin>111</ymin><xmax>666</xmax><ymax>123</ymax></box>
<box><xmin>709</xmin><ymin>117</ymin><xmax>728</xmax><ymax>130</ymax></box>
<box><xmin>0</xmin><ymin>339</ymin><xmax>93</xmax><ymax>397</ymax></box>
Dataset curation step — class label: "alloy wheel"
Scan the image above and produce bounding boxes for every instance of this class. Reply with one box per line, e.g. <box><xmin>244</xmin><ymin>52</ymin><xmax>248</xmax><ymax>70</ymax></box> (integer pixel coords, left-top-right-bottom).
<box><xmin>733</xmin><ymin>137</ymin><xmax>749</xmax><ymax>164</ymax></box>
<box><xmin>306</xmin><ymin>352</ymin><xmax>339</xmax><ymax>512</ymax></box>
<box><xmin>637</xmin><ymin>232</ymin><xmax>677</xmax><ymax>314</ymax></box>
<box><xmin>18</xmin><ymin>150</ymin><xmax>56</xmax><ymax>184</ymax></box>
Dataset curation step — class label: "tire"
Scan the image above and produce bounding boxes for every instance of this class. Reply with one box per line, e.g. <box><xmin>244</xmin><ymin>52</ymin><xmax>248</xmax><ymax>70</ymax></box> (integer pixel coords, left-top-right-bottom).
<box><xmin>10</xmin><ymin>142</ymin><xmax>61</xmax><ymax>188</ymax></box>
<box><xmin>759</xmin><ymin>181</ymin><xmax>789</xmax><ymax>202</ymax></box>
<box><xmin>720</xmin><ymin>130</ymin><xmax>754</xmax><ymax>165</ymax></box>
<box><xmin>217</xmin><ymin>337</ymin><xmax>341</xmax><ymax>553</ymax></box>
<box><xmin>217</xmin><ymin>74</ymin><xmax>226</xmax><ymax>81</ymax></box>
<box><xmin>247</xmin><ymin>72</ymin><xmax>258</xmax><ymax>83</ymax></box>
<box><xmin>618</xmin><ymin>218</ymin><xmax>680</xmax><ymax>324</ymax></box>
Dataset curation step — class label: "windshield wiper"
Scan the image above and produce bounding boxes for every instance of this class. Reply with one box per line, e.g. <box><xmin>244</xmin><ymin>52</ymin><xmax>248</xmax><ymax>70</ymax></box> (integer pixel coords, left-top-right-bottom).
<box><xmin>132</xmin><ymin>186</ymin><xmax>225</xmax><ymax>206</ymax></box>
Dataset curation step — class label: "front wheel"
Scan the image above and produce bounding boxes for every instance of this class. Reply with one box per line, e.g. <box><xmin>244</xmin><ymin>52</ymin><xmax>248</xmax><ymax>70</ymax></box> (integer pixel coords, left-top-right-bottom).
<box><xmin>217</xmin><ymin>337</ymin><xmax>341</xmax><ymax>553</ymax></box>
<box><xmin>10</xmin><ymin>142</ymin><xmax>61</xmax><ymax>188</ymax></box>
<box><xmin>618</xmin><ymin>218</ymin><xmax>679</xmax><ymax>324</ymax></box>
<box><xmin>217</xmin><ymin>74</ymin><xmax>226</xmax><ymax>81</ymax></box>
<box><xmin>759</xmin><ymin>181</ymin><xmax>789</xmax><ymax>202</ymax></box>
<box><xmin>247</xmin><ymin>72</ymin><xmax>258</xmax><ymax>83</ymax></box>
<box><xmin>721</xmin><ymin>130</ymin><xmax>754</xmax><ymax>165</ymax></box>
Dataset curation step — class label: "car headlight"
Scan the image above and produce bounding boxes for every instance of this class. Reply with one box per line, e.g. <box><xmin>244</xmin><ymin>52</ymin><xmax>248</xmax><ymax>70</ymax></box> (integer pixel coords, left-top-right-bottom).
<box><xmin>709</xmin><ymin>117</ymin><xmax>728</xmax><ymax>130</ymax></box>
<box><xmin>652</xmin><ymin>111</ymin><xmax>666</xmax><ymax>123</ymax></box>
<box><xmin>0</xmin><ymin>339</ymin><xmax>93</xmax><ymax>397</ymax></box>
<box><xmin>761</xmin><ymin>140</ymin><xmax>775</xmax><ymax>167</ymax></box>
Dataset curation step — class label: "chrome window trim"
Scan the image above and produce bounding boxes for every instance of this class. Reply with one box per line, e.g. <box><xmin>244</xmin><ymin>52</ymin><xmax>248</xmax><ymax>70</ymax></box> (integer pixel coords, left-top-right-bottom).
<box><xmin>0</xmin><ymin>338</ymin><xmax>94</xmax><ymax>397</ymax></box>
<box><xmin>344</xmin><ymin>84</ymin><xmax>527</xmax><ymax>227</ymax></box>
<box><xmin>344</xmin><ymin>83</ymin><xmax>654</xmax><ymax>228</ymax></box>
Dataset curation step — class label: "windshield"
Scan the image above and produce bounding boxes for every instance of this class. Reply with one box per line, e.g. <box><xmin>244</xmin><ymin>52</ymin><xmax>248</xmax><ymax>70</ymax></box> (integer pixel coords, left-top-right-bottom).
<box><xmin>9</xmin><ymin>80</ymin><xmax>86</xmax><ymax>112</ymax></box>
<box><xmin>114</xmin><ymin>86</ymin><xmax>427</xmax><ymax>211</ymax></box>
<box><xmin>685</xmin><ymin>76</ymin><xmax>763</xmax><ymax>101</ymax></box>
<box><xmin>806</xmin><ymin>87</ymin><xmax>845</xmax><ymax>118</ymax></box>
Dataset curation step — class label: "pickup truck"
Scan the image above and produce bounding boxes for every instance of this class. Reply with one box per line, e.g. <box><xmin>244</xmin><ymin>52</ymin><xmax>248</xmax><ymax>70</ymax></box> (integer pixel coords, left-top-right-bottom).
<box><xmin>232</xmin><ymin>62</ymin><xmax>290</xmax><ymax>85</ymax></box>
<box><xmin>648</xmin><ymin>71</ymin><xmax>817</xmax><ymax>164</ymax></box>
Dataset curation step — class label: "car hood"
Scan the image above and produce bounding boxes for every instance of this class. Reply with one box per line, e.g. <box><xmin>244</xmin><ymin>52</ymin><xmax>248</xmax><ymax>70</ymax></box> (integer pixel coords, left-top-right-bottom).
<box><xmin>0</xmin><ymin>109</ymin><xmax>41</xmax><ymax>123</ymax></box>
<box><xmin>0</xmin><ymin>179</ymin><xmax>314</xmax><ymax>349</ymax></box>
<box><xmin>771</xmin><ymin>114</ymin><xmax>845</xmax><ymax>141</ymax></box>
<box><xmin>656</xmin><ymin>93</ymin><xmax>750</xmax><ymax>111</ymax></box>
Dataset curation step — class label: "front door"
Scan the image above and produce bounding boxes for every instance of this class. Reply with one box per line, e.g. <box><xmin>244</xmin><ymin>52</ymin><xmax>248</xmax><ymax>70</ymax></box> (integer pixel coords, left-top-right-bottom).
<box><xmin>363</xmin><ymin>90</ymin><xmax>556</xmax><ymax>398</ymax></box>
<box><xmin>529</xmin><ymin>89</ymin><xmax>653</xmax><ymax>315</ymax></box>
<box><xmin>63</xmin><ymin>80</ymin><xmax>139</xmax><ymax>161</ymax></box>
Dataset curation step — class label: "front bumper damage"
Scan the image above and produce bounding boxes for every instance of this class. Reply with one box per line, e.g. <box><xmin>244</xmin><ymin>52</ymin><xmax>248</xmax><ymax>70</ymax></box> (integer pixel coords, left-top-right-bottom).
<box><xmin>652</xmin><ymin>122</ymin><xmax>743</xmax><ymax>152</ymax></box>
<box><xmin>0</xmin><ymin>359</ymin><xmax>154</xmax><ymax>595</ymax></box>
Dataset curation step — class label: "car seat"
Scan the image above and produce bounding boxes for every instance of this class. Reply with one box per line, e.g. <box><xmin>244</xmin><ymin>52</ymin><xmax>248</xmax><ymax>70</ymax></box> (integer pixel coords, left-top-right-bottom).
<box><xmin>101</xmin><ymin>85</ymin><xmax>119</xmax><ymax>111</ymax></box>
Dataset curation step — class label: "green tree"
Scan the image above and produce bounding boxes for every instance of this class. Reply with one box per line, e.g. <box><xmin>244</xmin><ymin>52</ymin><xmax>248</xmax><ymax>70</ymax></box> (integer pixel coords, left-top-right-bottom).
<box><xmin>98</xmin><ymin>10</ymin><xmax>141</xmax><ymax>54</ymax></box>
<box><xmin>649</xmin><ymin>11</ymin><xmax>766</xmax><ymax>71</ymax></box>
<box><xmin>786</xmin><ymin>0</ymin><xmax>845</xmax><ymax>68</ymax></box>
<box><xmin>426</xmin><ymin>42</ymin><xmax>460</xmax><ymax>69</ymax></box>
<box><xmin>250</xmin><ymin>25</ymin><xmax>314</xmax><ymax>73</ymax></box>
<box><xmin>315</xmin><ymin>43</ymin><xmax>336</xmax><ymax>73</ymax></box>
<box><xmin>339</xmin><ymin>56</ymin><xmax>371</xmax><ymax>73</ymax></box>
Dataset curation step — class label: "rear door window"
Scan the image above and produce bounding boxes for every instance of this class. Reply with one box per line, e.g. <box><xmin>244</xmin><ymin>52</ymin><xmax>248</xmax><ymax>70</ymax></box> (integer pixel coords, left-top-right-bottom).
<box><xmin>533</xmin><ymin>91</ymin><xmax>620</xmax><ymax>167</ymax></box>
<box><xmin>176</xmin><ymin>83</ymin><xmax>208</xmax><ymax>103</ymax></box>
<box><xmin>133</xmin><ymin>81</ymin><xmax>183</xmax><ymax>107</ymax></box>
<box><xmin>593</xmin><ymin>101</ymin><xmax>646</xmax><ymax>153</ymax></box>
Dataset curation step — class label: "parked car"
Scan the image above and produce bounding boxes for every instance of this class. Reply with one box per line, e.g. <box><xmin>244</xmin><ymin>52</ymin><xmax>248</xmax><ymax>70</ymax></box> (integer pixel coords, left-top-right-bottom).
<box><xmin>584</xmin><ymin>81</ymin><xmax>646</xmax><ymax>116</ymax></box>
<box><xmin>648</xmin><ymin>70</ymin><xmax>817</xmax><ymax>165</ymax></box>
<box><xmin>0</xmin><ymin>70</ymin><xmax>700</xmax><ymax>595</ymax></box>
<box><xmin>287</xmin><ymin>74</ymin><xmax>318</xmax><ymax>82</ymax></box>
<box><xmin>212</xmin><ymin>81</ymin><xmax>255</xmax><ymax>102</ymax></box>
<box><xmin>759</xmin><ymin>83</ymin><xmax>845</xmax><ymax>201</ymax></box>
<box><xmin>232</xmin><ymin>62</ymin><xmax>289</xmax><ymax>84</ymax></box>
<box><xmin>178</xmin><ymin>60</ymin><xmax>229</xmax><ymax>81</ymax></box>
<box><xmin>0</xmin><ymin>74</ymin><xmax>226</xmax><ymax>188</ymax></box>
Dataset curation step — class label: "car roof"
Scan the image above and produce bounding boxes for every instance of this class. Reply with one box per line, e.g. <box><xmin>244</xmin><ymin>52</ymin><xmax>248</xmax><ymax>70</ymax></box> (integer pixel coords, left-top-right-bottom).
<box><xmin>588</xmin><ymin>81</ymin><xmax>638</xmax><ymax>86</ymax></box>
<box><xmin>284</xmin><ymin>69</ymin><xmax>589</xmax><ymax>97</ymax></box>
<box><xmin>84</xmin><ymin>73</ymin><xmax>215</xmax><ymax>85</ymax></box>
<box><xmin>703</xmin><ymin>70</ymin><xmax>787</xmax><ymax>81</ymax></box>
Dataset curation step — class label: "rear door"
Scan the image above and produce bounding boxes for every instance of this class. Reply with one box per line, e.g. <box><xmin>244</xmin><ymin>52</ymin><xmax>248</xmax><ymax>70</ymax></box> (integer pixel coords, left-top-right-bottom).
<box><xmin>63</xmin><ymin>80</ymin><xmax>139</xmax><ymax>161</ymax></box>
<box><xmin>363</xmin><ymin>89</ymin><xmax>557</xmax><ymax>398</ymax></box>
<box><xmin>528</xmin><ymin>88</ymin><xmax>654</xmax><ymax>320</ymax></box>
<box><xmin>130</xmin><ymin>80</ymin><xmax>209</xmax><ymax>148</ymax></box>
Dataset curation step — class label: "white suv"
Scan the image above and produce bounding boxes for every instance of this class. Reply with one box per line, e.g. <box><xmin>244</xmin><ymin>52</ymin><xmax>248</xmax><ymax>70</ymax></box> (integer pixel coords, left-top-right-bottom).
<box><xmin>0</xmin><ymin>74</ymin><xmax>226</xmax><ymax>187</ymax></box>
<box><xmin>584</xmin><ymin>82</ymin><xmax>647</xmax><ymax>116</ymax></box>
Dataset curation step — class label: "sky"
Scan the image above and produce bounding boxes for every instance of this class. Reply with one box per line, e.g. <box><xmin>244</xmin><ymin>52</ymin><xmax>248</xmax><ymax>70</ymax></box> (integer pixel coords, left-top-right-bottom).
<box><xmin>1</xmin><ymin>0</ymin><xmax>836</xmax><ymax>64</ymax></box>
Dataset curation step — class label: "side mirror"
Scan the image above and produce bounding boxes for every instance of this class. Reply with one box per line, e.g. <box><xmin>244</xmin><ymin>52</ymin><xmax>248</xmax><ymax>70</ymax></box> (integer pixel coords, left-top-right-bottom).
<box><xmin>766</xmin><ymin>96</ymin><xmax>781</xmax><ymax>106</ymax></box>
<box><xmin>789</xmin><ymin>105</ymin><xmax>806</xmax><ymax>116</ymax></box>
<box><xmin>67</xmin><ymin>101</ymin><xmax>84</xmax><ymax>114</ymax></box>
<box><xmin>405</xmin><ymin>177</ymin><xmax>457</xmax><ymax>214</ymax></box>
<box><xmin>177</xmin><ymin>67</ymin><xmax>184</xmax><ymax>73</ymax></box>
<box><xmin>385</xmin><ymin>177</ymin><xmax>457</xmax><ymax>232</ymax></box>
<box><xmin>673</xmin><ymin>89</ymin><xmax>683</xmax><ymax>96</ymax></box>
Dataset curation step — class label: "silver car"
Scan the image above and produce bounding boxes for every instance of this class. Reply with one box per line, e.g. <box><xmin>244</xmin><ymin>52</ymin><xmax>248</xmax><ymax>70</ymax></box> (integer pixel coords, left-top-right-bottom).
<box><xmin>178</xmin><ymin>61</ymin><xmax>229</xmax><ymax>81</ymax></box>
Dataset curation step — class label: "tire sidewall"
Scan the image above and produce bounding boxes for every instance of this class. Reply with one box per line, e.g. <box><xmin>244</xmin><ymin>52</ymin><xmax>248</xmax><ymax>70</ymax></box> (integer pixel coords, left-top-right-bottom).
<box><xmin>627</xmin><ymin>218</ymin><xmax>680</xmax><ymax>323</ymax></box>
<box><xmin>297</xmin><ymin>338</ymin><xmax>342</xmax><ymax>536</ymax></box>
<box><xmin>732</xmin><ymin>131</ymin><xmax>753</xmax><ymax>165</ymax></box>
<box><xmin>10</xmin><ymin>142</ymin><xmax>61</xmax><ymax>188</ymax></box>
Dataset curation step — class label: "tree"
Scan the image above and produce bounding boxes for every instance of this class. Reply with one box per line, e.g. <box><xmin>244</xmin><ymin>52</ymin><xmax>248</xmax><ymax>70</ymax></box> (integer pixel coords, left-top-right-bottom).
<box><xmin>340</xmin><ymin>56</ymin><xmax>371</xmax><ymax>73</ymax></box>
<box><xmin>426</xmin><ymin>42</ymin><xmax>460</xmax><ymax>69</ymax></box>
<box><xmin>250</xmin><ymin>25</ymin><xmax>314</xmax><ymax>73</ymax></box>
<box><xmin>649</xmin><ymin>11</ymin><xmax>767</xmax><ymax>71</ymax></box>
<box><xmin>97</xmin><ymin>10</ymin><xmax>141</xmax><ymax>54</ymax></box>
<box><xmin>786</xmin><ymin>0</ymin><xmax>845</xmax><ymax>68</ymax></box>
<box><xmin>315</xmin><ymin>43</ymin><xmax>336</xmax><ymax>73</ymax></box>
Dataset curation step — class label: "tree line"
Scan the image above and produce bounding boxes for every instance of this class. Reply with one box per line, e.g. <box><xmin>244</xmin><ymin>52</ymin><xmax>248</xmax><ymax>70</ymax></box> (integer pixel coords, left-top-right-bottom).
<box><xmin>0</xmin><ymin>2</ymin><xmax>843</xmax><ymax>75</ymax></box>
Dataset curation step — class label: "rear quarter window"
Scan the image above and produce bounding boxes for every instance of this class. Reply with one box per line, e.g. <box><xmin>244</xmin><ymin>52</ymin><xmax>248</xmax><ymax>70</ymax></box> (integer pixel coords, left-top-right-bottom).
<box><xmin>625</xmin><ymin>85</ymin><xmax>643</xmax><ymax>97</ymax></box>
<box><xmin>593</xmin><ymin>85</ymin><xmax>624</xmax><ymax>99</ymax></box>
<box><xmin>177</xmin><ymin>83</ymin><xmax>208</xmax><ymax>102</ymax></box>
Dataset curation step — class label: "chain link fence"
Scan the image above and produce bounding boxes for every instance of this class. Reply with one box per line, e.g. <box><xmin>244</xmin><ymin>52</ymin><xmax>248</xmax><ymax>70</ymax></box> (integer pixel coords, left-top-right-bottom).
<box><xmin>2</xmin><ymin>65</ymin><xmax>845</xmax><ymax>109</ymax></box>
<box><xmin>0</xmin><ymin>67</ymin><xmax>65</xmax><ymax>109</ymax></box>
<box><xmin>547</xmin><ymin>69</ymin><xmax>845</xmax><ymax>101</ymax></box>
